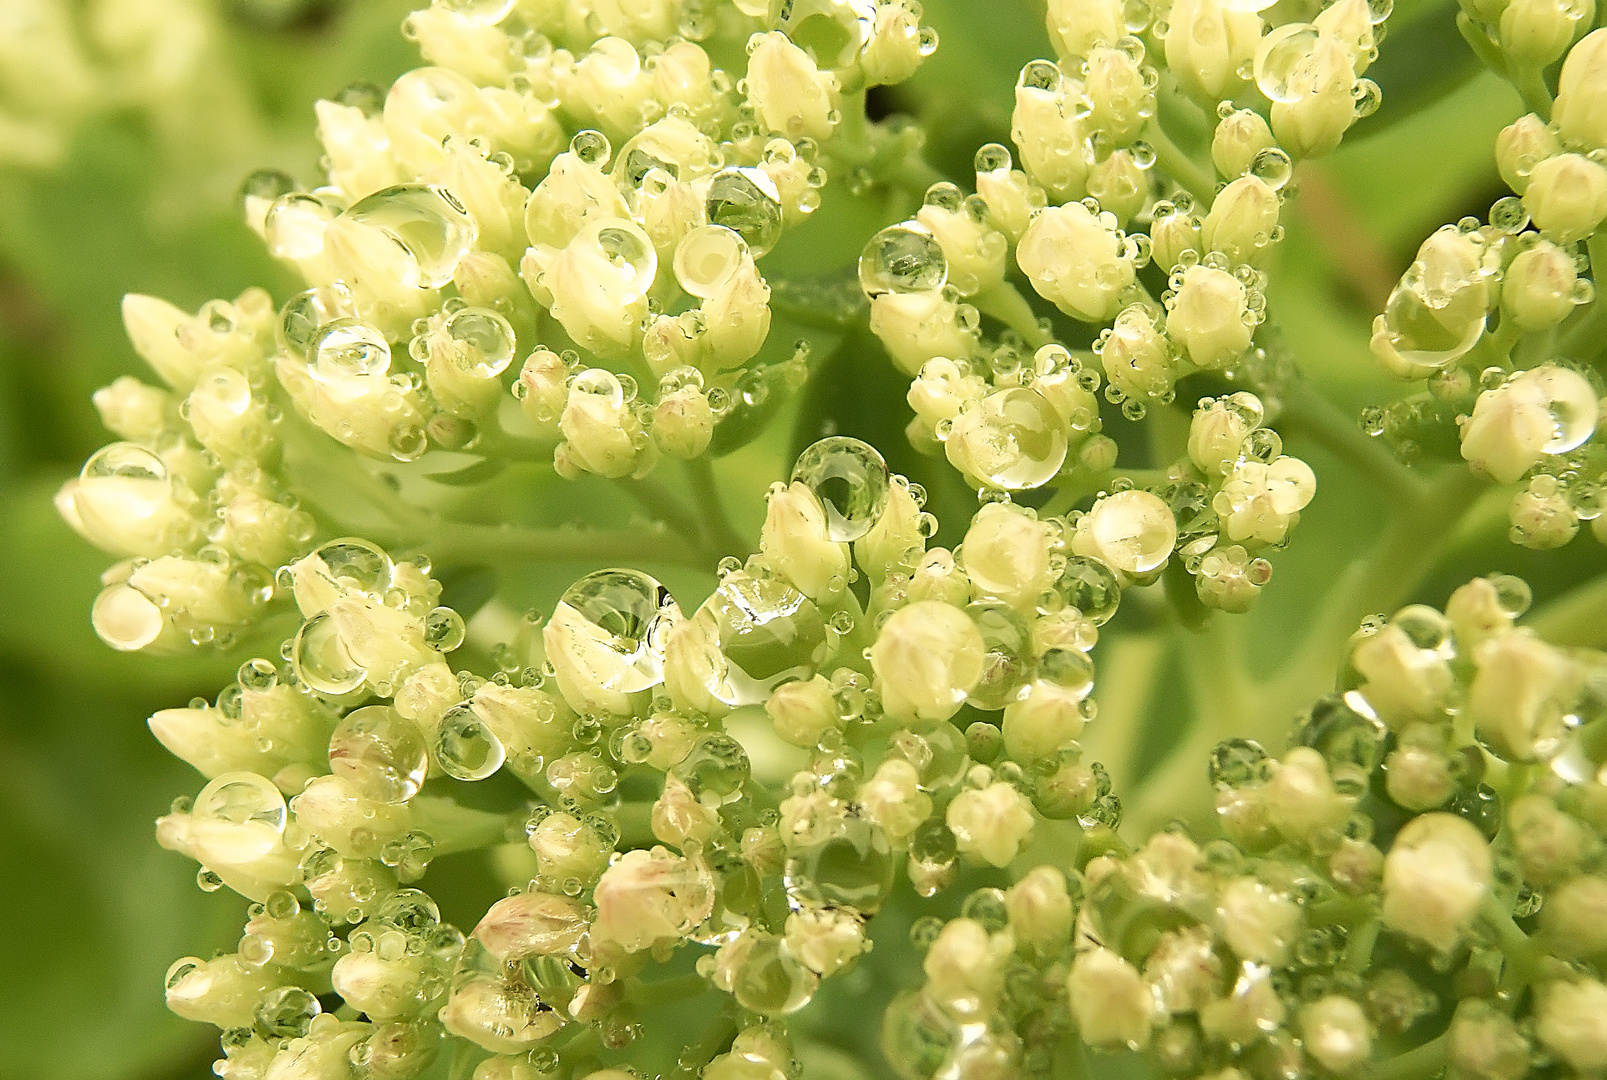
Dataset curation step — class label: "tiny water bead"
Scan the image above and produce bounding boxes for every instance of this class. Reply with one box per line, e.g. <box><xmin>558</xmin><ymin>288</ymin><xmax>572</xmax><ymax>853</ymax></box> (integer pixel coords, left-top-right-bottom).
<box><xmin>673</xmin><ymin>225</ymin><xmax>749</xmax><ymax>298</ymax></box>
<box><xmin>1209</xmin><ymin>738</ymin><xmax>1271</xmax><ymax>789</ymax></box>
<box><xmin>293</xmin><ymin>612</ymin><xmax>368</xmax><ymax>695</ymax></box>
<box><xmin>859</xmin><ymin>223</ymin><xmax>948</xmax><ymax>296</ymax></box>
<box><xmin>554</xmin><ymin>569</ymin><xmax>679</xmax><ymax>693</ymax></box>
<box><xmin>329</xmin><ymin>705</ymin><xmax>430</xmax><ymax>803</ymax></box>
<box><xmin>946</xmin><ymin>388</ymin><xmax>1068</xmax><ymax>491</ymax></box>
<box><xmin>790</xmin><ymin>437</ymin><xmax>891</xmax><ymax>542</ymax></box>
<box><xmin>695</xmin><ymin>575</ymin><xmax>830</xmax><ymax>706</ymax></box>
<box><xmin>442</xmin><ymin>308</ymin><xmax>516</xmax><ymax>377</ymax></box>
<box><xmin>192</xmin><ymin>772</ymin><xmax>289</xmax><ymax>861</ymax></box>
<box><xmin>311</xmin><ymin>319</ymin><xmax>392</xmax><ymax>381</ymax></box>
<box><xmin>705</xmin><ymin>168</ymin><xmax>785</xmax><ymax>258</ymax></box>
<box><xmin>424</xmin><ymin>606</ymin><xmax>467</xmax><ymax>652</ymax></box>
<box><xmin>434</xmin><ymin>703</ymin><xmax>506</xmax><ymax>781</ymax></box>
<box><xmin>436</xmin><ymin>0</ymin><xmax>516</xmax><ymax>23</ymax></box>
<box><xmin>336</xmin><ymin>184</ymin><xmax>478</xmax><ymax>289</ymax></box>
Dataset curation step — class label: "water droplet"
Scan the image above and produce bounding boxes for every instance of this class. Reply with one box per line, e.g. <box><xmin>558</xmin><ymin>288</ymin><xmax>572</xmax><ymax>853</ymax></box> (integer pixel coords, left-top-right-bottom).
<box><xmin>571</xmin><ymin>129</ymin><xmax>612</xmax><ymax>168</ymax></box>
<box><xmin>722</xmin><ymin>931</ymin><xmax>819</xmax><ymax>1015</ymax></box>
<box><xmin>424</xmin><ymin>606</ymin><xmax>467</xmax><ymax>652</ymax></box>
<box><xmin>256</xmin><ymin>986</ymin><xmax>321</xmax><ymax>1039</ymax></box>
<box><xmin>240</xmin><ymin>169</ymin><xmax>295</xmax><ymax>208</ymax></box>
<box><xmin>1052</xmin><ymin>556</ymin><xmax>1121</xmax><ymax>623</ymax></box>
<box><xmin>694</xmin><ymin>575</ymin><xmax>830</xmax><ymax>706</ymax></box>
<box><xmin>791</xmin><ymin>436</ymin><xmax>891</xmax><ymax>541</ymax></box>
<box><xmin>1295</xmin><ymin>694</ymin><xmax>1387</xmax><ymax>796</ymax></box>
<box><xmin>84</xmin><ymin>441</ymin><xmax>168</xmax><ymax>483</ymax></box>
<box><xmin>772</xmin><ymin>0</ymin><xmax>877</xmax><ymax>69</ymax></box>
<box><xmin>1526</xmin><ymin>366</ymin><xmax>1598</xmax><ymax>453</ymax></box>
<box><xmin>705</xmin><ymin>168</ymin><xmax>784</xmax><ymax>258</ymax></box>
<box><xmin>1248</xmin><ymin>147</ymin><xmax>1293</xmax><ymax>190</ymax></box>
<box><xmin>311</xmin><ymin>318</ymin><xmax>391</xmax><ymax>380</ymax></box>
<box><xmin>1038</xmin><ymin>646</ymin><xmax>1095</xmax><ymax>698</ymax></box>
<box><xmin>1253</xmin><ymin>23</ymin><xmax>1321</xmax><ymax>104</ymax></box>
<box><xmin>193</xmin><ymin>772</ymin><xmax>288</xmax><ymax>861</ymax></box>
<box><xmin>783</xmin><ymin>813</ymin><xmax>896</xmax><ymax>912</ymax></box>
<box><xmin>437</xmin><ymin>0</ymin><xmax>515</xmax><ymax>23</ymax></box>
<box><xmin>443</xmin><ymin>307</ymin><xmax>516</xmax><ymax>377</ymax></box>
<box><xmin>435</xmin><ymin>703</ymin><xmax>506</xmax><ymax>780</ymax></box>
<box><xmin>278</xmin><ymin>284</ymin><xmax>356</xmax><ymax>361</ymax></box>
<box><xmin>238</xmin><ymin>658</ymin><xmax>278</xmax><ymax>691</ymax></box>
<box><xmin>592</xmin><ymin>221</ymin><xmax>658</xmax><ymax>298</ymax></box>
<box><xmin>554</xmin><ymin>569</ymin><xmax>679</xmax><ymax>693</ymax></box>
<box><xmin>974</xmin><ymin>143</ymin><xmax>1013</xmax><ymax>174</ymax></box>
<box><xmin>338</xmin><ymin>184</ymin><xmax>478</xmax><ymax>289</ymax></box>
<box><xmin>293</xmin><ymin>611</ymin><xmax>368</xmax><ymax>695</ymax></box>
<box><xmin>965</xmin><ymin>602</ymin><xmax>1035</xmax><ymax>710</ymax></box>
<box><xmin>859</xmin><ymin>223</ymin><xmax>948</xmax><ymax>295</ymax></box>
<box><xmin>947</xmin><ymin>388</ymin><xmax>1068</xmax><ymax>490</ymax></box>
<box><xmin>674</xmin><ymin>225</ymin><xmax>749</xmax><ymax>298</ymax></box>
<box><xmin>330</xmin><ymin>705</ymin><xmax>430</xmax><ymax>802</ymax></box>
<box><xmin>670</xmin><ymin>733</ymin><xmax>751</xmax><ymax>805</ymax></box>
<box><xmin>1209</xmin><ymin>738</ymin><xmax>1269</xmax><ymax>788</ymax></box>
<box><xmin>1018</xmin><ymin>59</ymin><xmax>1061</xmax><ymax>93</ymax></box>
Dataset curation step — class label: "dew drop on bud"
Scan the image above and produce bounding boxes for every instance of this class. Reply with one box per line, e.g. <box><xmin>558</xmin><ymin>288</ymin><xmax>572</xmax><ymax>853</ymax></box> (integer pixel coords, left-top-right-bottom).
<box><xmin>946</xmin><ymin>388</ymin><xmax>1068</xmax><ymax>491</ymax></box>
<box><xmin>443</xmin><ymin>308</ymin><xmax>516</xmax><ymax>377</ymax></box>
<box><xmin>674</xmin><ymin>225</ymin><xmax>749</xmax><ymax>298</ymax></box>
<box><xmin>1052</xmin><ymin>556</ymin><xmax>1122</xmax><ymax>624</ymax></box>
<box><xmin>330</xmin><ymin>705</ymin><xmax>430</xmax><ymax>803</ymax></box>
<box><xmin>791</xmin><ymin>436</ymin><xmax>891</xmax><ymax>541</ymax></box>
<box><xmin>311</xmin><ymin>318</ymin><xmax>391</xmax><ymax>380</ymax></box>
<box><xmin>424</xmin><ymin>607</ymin><xmax>467</xmax><ymax>652</ymax></box>
<box><xmin>555</xmin><ymin>569</ymin><xmax>679</xmax><ymax>692</ymax></box>
<box><xmin>193</xmin><ymin>771</ymin><xmax>288</xmax><ymax>861</ymax></box>
<box><xmin>437</xmin><ymin>0</ymin><xmax>515</xmax><ymax>23</ymax></box>
<box><xmin>338</xmin><ymin>184</ymin><xmax>478</xmax><ymax>289</ymax></box>
<box><xmin>705</xmin><ymin>168</ymin><xmax>784</xmax><ymax>258</ymax></box>
<box><xmin>434</xmin><ymin>703</ymin><xmax>506</xmax><ymax>780</ymax></box>
<box><xmin>1253</xmin><ymin>24</ymin><xmax>1321</xmax><ymax>104</ymax></box>
<box><xmin>964</xmin><ymin>601</ymin><xmax>1035</xmax><ymax>710</ymax></box>
<box><xmin>694</xmin><ymin>574</ymin><xmax>830</xmax><ymax>706</ymax></box>
<box><xmin>859</xmin><ymin>223</ymin><xmax>948</xmax><ymax>296</ymax></box>
<box><xmin>293</xmin><ymin>611</ymin><xmax>368</xmax><ymax>695</ymax></box>
<box><xmin>256</xmin><ymin>986</ymin><xmax>321</xmax><ymax>1039</ymax></box>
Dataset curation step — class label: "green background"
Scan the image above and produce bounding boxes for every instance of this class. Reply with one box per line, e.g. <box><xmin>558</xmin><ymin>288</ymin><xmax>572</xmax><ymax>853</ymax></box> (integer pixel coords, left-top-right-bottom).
<box><xmin>0</xmin><ymin>1</ymin><xmax>1589</xmax><ymax>1077</ymax></box>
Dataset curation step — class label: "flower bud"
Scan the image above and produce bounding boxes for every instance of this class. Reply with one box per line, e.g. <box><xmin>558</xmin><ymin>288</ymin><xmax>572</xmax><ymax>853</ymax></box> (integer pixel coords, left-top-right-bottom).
<box><xmin>1316</xmin><ymin>0</ymin><xmax>1379</xmax><ymax>72</ymax></box>
<box><xmin>440</xmin><ymin>975</ymin><xmax>564</xmax><ymax>1054</ymax></box>
<box><xmin>93</xmin><ymin>376</ymin><xmax>171</xmax><ymax>442</ymax></box>
<box><xmin>56</xmin><ymin>445</ymin><xmax>201</xmax><ymax>558</ymax></box>
<box><xmin>1509</xmin><ymin>793</ymin><xmax>1585</xmax><ymax>884</ymax></box>
<box><xmin>700</xmin><ymin>253</ymin><xmax>772</xmax><ymax>370</ymax></box>
<box><xmin>529</xmin><ymin>218</ymin><xmax>655</xmax><ymax>356</ymax></box>
<box><xmin>1011</xmin><ymin>69</ymin><xmax>1094</xmax><ymax>201</ymax></box>
<box><xmin>1212</xmin><ymin>109</ymin><xmax>1277</xmax><ymax>180</ymax></box>
<box><xmin>1217</xmin><ymin>877</ymin><xmax>1299</xmax><ymax>965</ymax></box>
<box><xmin>149</xmin><ymin>687</ymin><xmax>332</xmax><ymax>786</ymax></box>
<box><xmin>1459</xmin><ymin>365</ymin><xmax>1598</xmax><ymax>484</ymax></box>
<box><xmin>746</xmin><ymin>32</ymin><xmax>839</xmax><ymax>141</ymax></box>
<box><xmin>528</xmin><ymin>811</ymin><xmax>613</xmax><ymax>885</ymax></box>
<box><xmin>1003</xmin><ymin>677</ymin><xmax>1089</xmax><ymax>764</ymax></box>
<box><xmin>862</xmin><ymin>1</ymin><xmax>928</xmax><ymax>88</ymax></box>
<box><xmin>869</xmin><ymin>290</ymin><xmax>980</xmax><ymax>376</ymax></box>
<box><xmin>1510</xmin><ymin>475</ymin><xmax>1581</xmax><ymax>549</ymax></box>
<box><xmin>515</xmin><ymin>347</ymin><xmax>569</xmax><ymax>429</ymax></box>
<box><xmin>1500</xmin><ymin>0</ymin><xmax>1593</xmax><ymax>66</ymax></box>
<box><xmin>1017</xmin><ymin>201</ymin><xmax>1135</xmax><ymax>322</ymax></box>
<box><xmin>907</xmin><ymin>357</ymin><xmax>987</xmax><ymax>431</ymax></box>
<box><xmin>1555</xmin><ymin>28</ymin><xmax>1607</xmax><ymax>151</ymax></box>
<box><xmin>523</xmin><ymin>146</ymin><xmax>630</xmax><ymax>251</ymax></box>
<box><xmin>1201</xmin><ymin>964</ymin><xmax>1287</xmax><ymax>1045</ymax></box>
<box><xmin>761</xmin><ymin>482</ymin><xmax>850</xmax><ymax>600</ymax></box>
<box><xmin>653</xmin><ymin>774</ymin><xmax>722</xmax><ymax>848</ymax></box>
<box><xmin>1046</xmin><ymin>0</ymin><xmax>1124</xmax><ymax>59</ymax></box>
<box><xmin>916</xmin><ymin>192</ymin><xmax>1008</xmax><ymax>297</ymax></box>
<box><xmin>1071</xmin><ymin>490</ymin><xmax>1177</xmax><ymax>575</ymax></box>
<box><xmin>1469</xmin><ymin>631</ymin><xmax>1573</xmax><ymax>760</ymax></box>
<box><xmin>662</xmin><ymin>611</ymin><xmax>731</xmax><ymax>717</ymax></box>
<box><xmin>1164</xmin><ymin>0</ymin><xmax>1260</xmax><ymax>103</ymax></box>
<box><xmin>975</xmin><ymin>157</ymin><xmax>1047</xmax><ymax>243</ymax></box>
<box><xmin>1166</xmin><ymin>264</ymin><xmax>1255</xmax><ymax>369</ymax></box>
<box><xmin>946</xmin><ymin>781</ymin><xmax>1035</xmax><ymax>866</ymax></box>
<box><xmin>274</xmin><ymin>353</ymin><xmax>428</xmax><ymax>461</ymax></box>
<box><xmin>93</xmin><ymin>556</ymin><xmax>268</xmax><ymax>654</ymax></box>
<box><xmin>1526</xmin><ymin>151</ymin><xmax>1607</xmax><ymax>244</ymax></box>
<box><xmin>591</xmin><ymin>847</ymin><xmax>715</xmax><ymax>952</ymax></box>
<box><xmin>330</xmin><ymin>948</ymin><xmax>434</xmax><ymax>1022</ymax></box>
<box><xmin>1300</xmin><ymin>996</ymin><xmax>1372</xmax><ymax>1074</ymax></box>
<box><xmin>924</xmin><ymin>917</ymin><xmax>1010</xmax><ymax>1009</ymax></box>
<box><xmin>961</xmin><ymin>502</ymin><xmax>1056</xmax><ymax>611</ymax></box>
<box><xmin>1068</xmin><ymin>947</ymin><xmax>1153</xmax><ymax>1049</ymax></box>
<box><xmin>1202</xmin><ymin>176</ymin><xmax>1281</xmax><ymax>266</ymax></box>
<box><xmin>652</xmin><ymin>387</ymin><xmax>714</xmax><ymax>458</ymax></box>
<box><xmin>1270</xmin><ymin>36</ymin><xmax>1360</xmax><ymax>159</ymax></box>
<box><xmin>1086</xmin><ymin>148</ymin><xmax>1150</xmax><ymax>225</ymax></box>
<box><xmin>164</xmin><ymin>954</ymin><xmax>283</xmax><ymax>1029</ymax></box>
<box><xmin>1445</xmin><ymin>575</ymin><xmax>1520</xmax><ymax>648</ymax></box>
<box><xmin>316</xmin><ymin>99</ymin><xmax>400</xmax><ymax>204</ymax></box>
<box><xmin>1264</xmin><ymin>746</ymin><xmax>1352</xmax><ymax>843</ymax></box>
<box><xmin>1217</xmin><ymin>456</ymin><xmax>1317</xmax><ymax>546</ymax></box>
<box><xmin>428</xmin><ymin>141</ymin><xmax>529</xmax><ymax>261</ymax></box>
<box><xmin>870</xmin><ymin>600</ymin><xmax>985</xmax><ymax>723</ymax></box>
<box><xmin>553</xmin><ymin>39</ymin><xmax>657</xmax><ymax>142</ymax></box>
<box><xmin>1535</xmin><ymin>978</ymin><xmax>1607</xmax><ymax>1072</ymax></box>
<box><xmin>1384</xmin><ymin>737</ymin><xmax>1454</xmax><ymax>811</ymax></box>
<box><xmin>1083</xmin><ymin>44</ymin><xmax>1154</xmax><ymax>146</ymax></box>
<box><xmin>1006</xmin><ymin>866</ymin><xmax>1072</xmax><ymax>951</ymax></box>
<box><xmin>783</xmin><ymin>907</ymin><xmax>867</xmax><ymax>978</ymax></box>
<box><xmin>1495</xmin><ymin>113</ymin><xmax>1562</xmax><ymax>195</ymax></box>
<box><xmin>1448</xmin><ymin>999</ymin><xmax>1531</xmax><ymax>1080</ymax></box>
<box><xmin>559</xmin><ymin>370</ymin><xmax>646</xmax><ymax>479</ymax></box>
<box><xmin>857</xmin><ymin>476</ymin><xmax>926</xmax><ymax>583</ymax></box>
<box><xmin>1349</xmin><ymin>614</ymin><xmax>1454</xmax><ymax>727</ymax></box>
<box><xmin>1381</xmin><ymin>812</ymin><xmax>1492</xmax><ymax>952</ymax></box>
<box><xmin>1502</xmin><ymin>238</ymin><xmax>1583</xmax><ymax>331</ymax></box>
<box><xmin>859</xmin><ymin>758</ymin><xmax>933</xmax><ymax>842</ymax></box>
<box><xmin>407</xmin><ymin>7</ymin><xmax>518</xmax><ymax>84</ymax></box>
<box><xmin>1540</xmin><ymin>875</ymin><xmax>1607</xmax><ymax>957</ymax></box>
<box><xmin>1150</xmin><ymin>203</ymin><xmax>1203</xmax><ymax>273</ymax></box>
<box><xmin>472</xmin><ymin>891</ymin><xmax>588</xmax><ymax>964</ymax></box>
<box><xmin>292</xmin><ymin>775</ymin><xmax>411</xmax><ymax>859</ymax></box>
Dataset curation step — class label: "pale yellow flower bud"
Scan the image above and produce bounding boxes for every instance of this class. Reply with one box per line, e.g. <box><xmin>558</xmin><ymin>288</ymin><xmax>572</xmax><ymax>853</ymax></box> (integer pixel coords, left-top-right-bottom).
<box><xmin>1017</xmin><ymin>202</ymin><xmax>1135</xmax><ymax>322</ymax></box>
<box><xmin>947</xmin><ymin>781</ymin><xmax>1035</xmax><ymax>866</ymax></box>
<box><xmin>1500</xmin><ymin>0</ymin><xmax>1594</xmax><ymax>66</ymax></box>
<box><xmin>1086</xmin><ymin>148</ymin><xmax>1150</xmax><ymax>225</ymax></box>
<box><xmin>523</xmin><ymin>148</ymin><xmax>631</xmax><ymax>251</ymax></box>
<box><xmin>1212</xmin><ymin>108</ymin><xmax>1277</xmax><ymax>180</ymax></box>
<box><xmin>1217</xmin><ymin>876</ymin><xmax>1300</xmax><ymax>965</ymax></box>
<box><xmin>916</xmin><ymin>195</ymin><xmax>1008</xmax><ymax>297</ymax></box>
<box><xmin>1495</xmin><ymin>112</ymin><xmax>1562</xmax><ymax>194</ymax></box>
<box><xmin>1300</xmin><ymin>996</ymin><xmax>1372</xmax><ymax>1074</ymax></box>
<box><xmin>553</xmin><ymin>39</ymin><xmax>657</xmax><ymax>142</ymax></box>
<box><xmin>1316</xmin><ymin>0</ymin><xmax>1379</xmax><ymax>72</ymax></box>
<box><xmin>653</xmin><ymin>387</ymin><xmax>714</xmax><ymax>458</ymax></box>
<box><xmin>1459</xmin><ymin>365</ymin><xmax>1597</xmax><ymax>484</ymax></box>
<box><xmin>1536</xmin><ymin>978</ymin><xmax>1607</xmax><ymax>1072</ymax></box>
<box><xmin>1202</xmin><ymin>176</ymin><xmax>1281</xmax><ymax>265</ymax></box>
<box><xmin>1010</xmin><ymin>72</ymin><xmax>1093</xmax><ymax>202</ymax></box>
<box><xmin>406</xmin><ymin>7</ymin><xmax>519</xmax><ymax>85</ymax></box>
<box><xmin>1165</xmin><ymin>0</ymin><xmax>1260</xmax><ymax>103</ymax></box>
<box><xmin>1150</xmin><ymin>203</ymin><xmax>1204</xmax><ymax>274</ymax></box>
<box><xmin>315</xmin><ymin>99</ymin><xmax>399</xmax><ymax>204</ymax></box>
<box><xmin>1524</xmin><ymin>151</ymin><xmax>1607</xmax><ymax>243</ymax></box>
<box><xmin>870</xmin><ymin>600</ymin><xmax>985</xmax><ymax>723</ymax></box>
<box><xmin>1555</xmin><ymin>27</ymin><xmax>1607</xmax><ymax>151</ymax></box>
<box><xmin>1215</xmin><ymin>456</ymin><xmax>1317</xmax><ymax>546</ymax></box>
<box><xmin>1469</xmin><ymin>631</ymin><xmax>1574</xmax><ymax>761</ymax></box>
<box><xmin>1382</xmin><ymin>812</ymin><xmax>1492</xmax><ymax>953</ymax></box>
<box><xmin>1083</xmin><ymin>45</ymin><xmax>1154</xmax><ymax>146</ymax></box>
<box><xmin>1068</xmin><ymin>947</ymin><xmax>1154</xmax><ymax>1049</ymax></box>
<box><xmin>785</xmin><ymin>907</ymin><xmax>867</xmax><ymax>977</ymax></box>
<box><xmin>700</xmin><ymin>254</ymin><xmax>772</xmax><ymax>370</ymax></box>
<box><xmin>861</xmin><ymin>1</ymin><xmax>927</xmax><ymax>87</ymax></box>
<box><xmin>1046</xmin><ymin>0</ymin><xmax>1124</xmax><ymax>59</ymax></box>
<box><xmin>746</xmin><ymin>32</ymin><xmax>840</xmax><ymax>141</ymax></box>
<box><xmin>761</xmin><ymin>481</ymin><xmax>849</xmax><ymax>600</ymax></box>
<box><xmin>1071</xmin><ymin>489</ymin><xmax>1177</xmax><ymax>575</ymax></box>
<box><xmin>869</xmin><ymin>290</ymin><xmax>980</xmax><ymax>375</ymax></box>
<box><xmin>975</xmin><ymin>159</ymin><xmax>1047</xmax><ymax>243</ymax></box>
<box><xmin>559</xmin><ymin>370</ymin><xmax>646</xmax><ymax>479</ymax></box>
<box><xmin>1270</xmin><ymin>36</ymin><xmax>1360</xmax><ymax>159</ymax></box>
<box><xmin>1502</xmin><ymin>238</ymin><xmax>1583</xmax><ymax>331</ymax></box>
<box><xmin>1006</xmin><ymin>866</ymin><xmax>1072</xmax><ymax>951</ymax></box>
<box><xmin>961</xmin><ymin>502</ymin><xmax>1056</xmax><ymax>611</ymax></box>
<box><xmin>591</xmin><ymin>847</ymin><xmax>715</xmax><ymax>952</ymax></box>
<box><xmin>1263</xmin><ymin>747</ymin><xmax>1352</xmax><ymax>844</ymax></box>
<box><xmin>1166</xmin><ymin>264</ymin><xmax>1255</xmax><ymax>369</ymax></box>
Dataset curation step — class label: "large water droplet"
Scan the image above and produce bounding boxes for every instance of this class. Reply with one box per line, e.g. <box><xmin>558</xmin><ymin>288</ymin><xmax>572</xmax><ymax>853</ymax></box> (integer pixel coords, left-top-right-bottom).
<box><xmin>435</xmin><ymin>703</ymin><xmax>506</xmax><ymax>780</ymax></box>
<box><xmin>859</xmin><ymin>223</ymin><xmax>948</xmax><ymax>296</ymax></box>
<box><xmin>330</xmin><ymin>705</ymin><xmax>430</xmax><ymax>803</ymax></box>
<box><xmin>256</xmin><ymin>986</ymin><xmax>321</xmax><ymax>1038</ymax></box>
<box><xmin>1254</xmin><ymin>24</ymin><xmax>1322</xmax><ymax>104</ymax></box>
<box><xmin>309</xmin><ymin>538</ymin><xmax>395</xmax><ymax>595</ymax></box>
<box><xmin>947</xmin><ymin>388</ymin><xmax>1068</xmax><ymax>490</ymax></box>
<box><xmin>193</xmin><ymin>771</ymin><xmax>288</xmax><ymax>861</ymax></box>
<box><xmin>771</xmin><ymin>0</ymin><xmax>877</xmax><ymax>68</ymax></box>
<box><xmin>674</xmin><ymin>225</ymin><xmax>749</xmax><ymax>298</ymax></box>
<box><xmin>443</xmin><ymin>307</ymin><xmax>516</xmax><ymax>377</ymax></box>
<box><xmin>695</xmin><ymin>575</ymin><xmax>830</xmax><ymax>706</ymax></box>
<box><xmin>1051</xmin><ymin>556</ymin><xmax>1121</xmax><ymax>623</ymax></box>
<box><xmin>340</xmin><ymin>184</ymin><xmax>478</xmax><ymax>289</ymax></box>
<box><xmin>92</xmin><ymin>584</ymin><xmax>164</xmax><ymax>651</ymax></box>
<box><xmin>670</xmin><ymin>732</ymin><xmax>751</xmax><ymax>806</ymax></box>
<box><xmin>705</xmin><ymin>168</ymin><xmax>784</xmax><ymax>258</ymax></box>
<box><xmin>964</xmin><ymin>602</ymin><xmax>1035</xmax><ymax>710</ymax></box>
<box><xmin>266</xmin><ymin>193</ymin><xmax>338</xmax><ymax>261</ymax></box>
<box><xmin>1082</xmin><ymin>490</ymin><xmax>1177</xmax><ymax>574</ymax></box>
<box><xmin>293</xmin><ymin>611</ymin><xmax>368</xmax><ymax>695</ymax></box>
<box><xmin>723</xmin><ymin>932</ymin><xmax>819</xmax><ymax>1015</ymax></box>
<box><xmin>311</xmin><ymin>318</ymin><xmax>392</xmax><ymax>380</ymax></box>
<box><xmin>555</xmin><ymin>569</ymin><xmax>679</xmax><ymax>693</ymax></box>
<box><xmin>84</xmin><ymin>442</ymin><xmax>168</xmax><ymax>483</ymax></box>
<box><xmin>791</xmin><ymin>436</ymin><xmax>891</xmax><ymax>542</ymax></box>
<box><xmin>1526</xmin><ymin>365</ymin><xmax>1598</xmax><ymax>453</ymax></box>
<box><xmin>279</xmin><ymin>283</ymin><xmax>357</xmax><ymax>361</ymax></box>
<box><xmin>783</xmin><ymin>813</ymin><xmax>896</xmax><ymax>912</ymax></box>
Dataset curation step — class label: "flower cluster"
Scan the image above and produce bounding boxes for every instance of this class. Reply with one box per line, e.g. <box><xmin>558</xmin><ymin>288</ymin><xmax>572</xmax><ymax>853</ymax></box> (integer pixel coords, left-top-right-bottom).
<box><xmin>48</xmin><ymin>0</ymin><xmax>1607</xmax><ymax>1077</ymax></box>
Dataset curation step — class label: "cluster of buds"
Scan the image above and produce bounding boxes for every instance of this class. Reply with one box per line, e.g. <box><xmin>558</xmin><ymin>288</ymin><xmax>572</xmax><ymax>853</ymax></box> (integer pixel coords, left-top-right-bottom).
<box><xmin>1368</xmin><ymin>26</ymin><xmax>1607</xmax><ymax>553</ymax></box>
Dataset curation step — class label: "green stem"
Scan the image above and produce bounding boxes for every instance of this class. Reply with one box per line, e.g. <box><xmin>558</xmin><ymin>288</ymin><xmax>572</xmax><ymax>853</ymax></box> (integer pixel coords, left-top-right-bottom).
<box><xmin>627</xmin><ymin>973</ymin><xmax>710</xmax><ymax>1007</ymax></box>
<box><xmin>1456</xmin><ymin>12</ymin><xmax>1509</xmax><ymax>79</ymax></box>
<box><xmin>1560</xmin><ymin>230</ymin><xmax>1607</xmax><ymax>357</ymax></box>
<box><xmin>973</xmin><ymin>282</ymin><xmax>1052</xmax><ymax>347</ymax></box>
<box><xmin>1144</xmin><ymin>119</ymin><xmax>1217</xmax><ymax>206</ymax></box>
<box><xmin>668</xmin><ymin>1009</ymin><xmax>740</xmax><ymax>1079</ymax></box>
<box><xmin>409</xmin><ymin>797</ymin><xmax>522</xmax><ymax>856</ymax></box>
<box><xmin>1368</xmin><ymin>1034</ymin><xmax>1448</xmax><ymax>1080</ymax></box>
<box><xmin>685</xmin><ymin>457</ymin><xmax>751</xmax><ymax>560</ymax></box>
<box><xmin>617</xmin><ymin>477</ymin><xmax>706</xmax><ymax>551</ymax></box>
<box><xmin>1340</xmin><ymin>917</ymin><xmax>1381</xmax><ymax>974</ymax></box>
<box><xmin>1278</xmin><ymin>381</ymin><xmax>1426</xmax><ymax>507</ymax></box>
<box><xmin>423</xmin><ymin>520</ymin><xmax>705</xmax><ymax>569</ymax></box>
<box><xmin>1481</xmin><ymin>894</ymin><xmax>1545</xmax><ymax>996</ymax></box>
<box><xmin>1510</xmin><ymin>63</ymin><xmax>1554</xmax><ymax>120</ymax></box>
